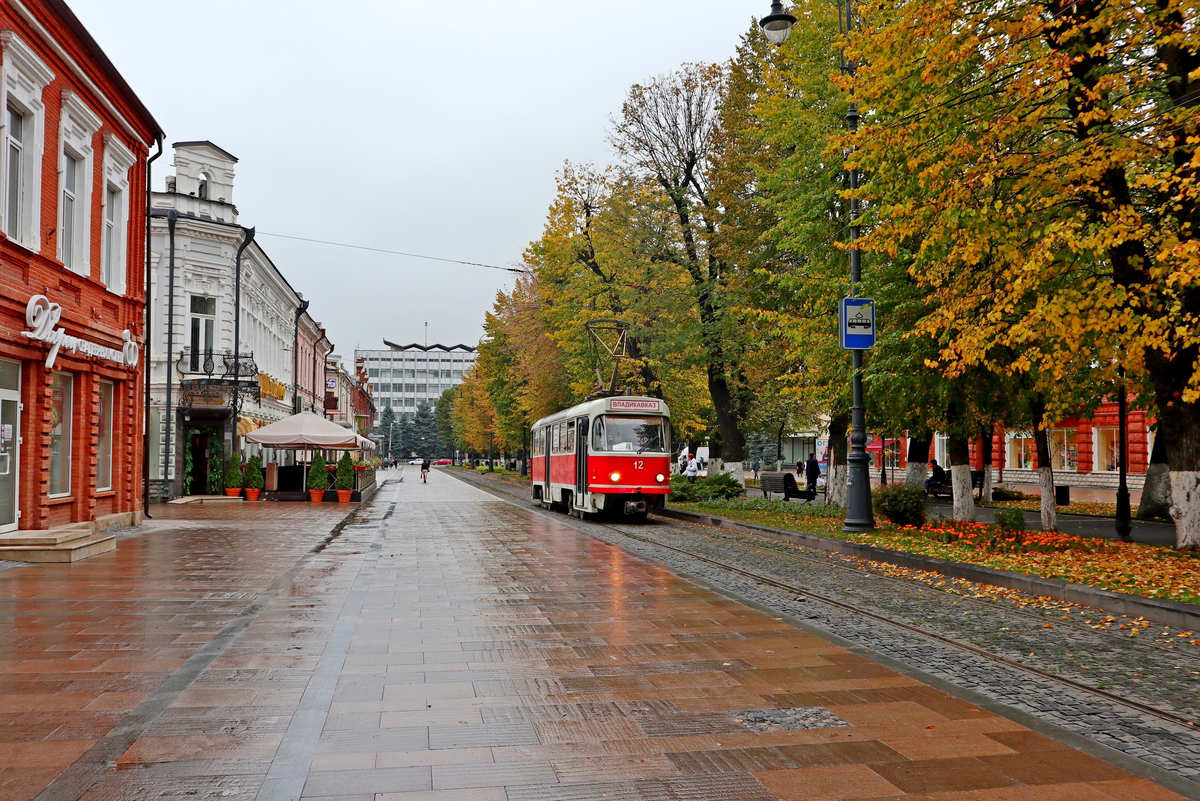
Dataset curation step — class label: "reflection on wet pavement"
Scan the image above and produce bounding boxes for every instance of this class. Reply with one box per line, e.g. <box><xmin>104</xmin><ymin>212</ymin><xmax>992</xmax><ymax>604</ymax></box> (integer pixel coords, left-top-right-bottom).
<box><xmin>0</xmin><ymin>474</ymin><xmax>1183</xmax><ymax>800</ymax></box>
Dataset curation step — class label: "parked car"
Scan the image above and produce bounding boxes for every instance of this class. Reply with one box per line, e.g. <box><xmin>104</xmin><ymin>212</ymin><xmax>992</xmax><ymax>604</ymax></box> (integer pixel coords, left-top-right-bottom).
<box><xmin>408</xmin><ymin>458</ymin><xmax>423</xmax><ymax>465</ymax></box>
<box><xmin>433</xmin><ymin>458</ymin><xmax>451</xmax><ymax>465</ymax></box>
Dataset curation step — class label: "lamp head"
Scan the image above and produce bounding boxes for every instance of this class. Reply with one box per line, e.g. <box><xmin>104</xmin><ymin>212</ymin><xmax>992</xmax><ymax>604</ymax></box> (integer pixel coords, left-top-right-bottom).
<box><xmin>760</xmin><ymin>1</ymin><xmax>796</xmax><ymax>45</ymax></box>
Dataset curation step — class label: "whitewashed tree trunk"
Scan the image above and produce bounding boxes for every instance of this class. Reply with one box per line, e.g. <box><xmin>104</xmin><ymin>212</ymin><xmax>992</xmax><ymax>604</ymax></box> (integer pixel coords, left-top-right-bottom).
<box><xmin>828</xmin><ymin>464</ymin><xmax>848</xmax><ymax>507</ymax></box>
<box><xmin>905</xmin><ymin>461</ymin><xmax>928</xmax><ymax>489</ymax></box>
<box><xmin>982</xmin><ymin>466</ymin><xmax>993</xmax><ymax>504</ymax></box>
<box><xmin>775</xmin><ymin>460</ymin><xmax>783</xmax><ymax>472</ymax></box>
<box><xmin>951</xmin><ymin>464</ymin><xmax>975</xmax><ymax>521</ymax></box>
<box><xmin>1038</xmin><ymin>467</ymin><xmax>1057</xmax><ymax>531</ymax></box>
<box><xmin>1169</xmin><ymin>471</ymin><xmax>1200</xmax><ymax>550</ymax></box>
<box><xmin>724</xmin><ymin>461</ymin><xmax>745</xmax><ymax>486</ymax></box>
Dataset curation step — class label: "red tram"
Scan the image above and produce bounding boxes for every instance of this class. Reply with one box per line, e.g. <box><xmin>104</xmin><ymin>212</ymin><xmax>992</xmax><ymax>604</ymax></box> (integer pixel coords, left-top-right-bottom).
<box><xmin>530</xmin><ymin>396</ymin><xmax>671</xmax><ymax>521</ymax></box>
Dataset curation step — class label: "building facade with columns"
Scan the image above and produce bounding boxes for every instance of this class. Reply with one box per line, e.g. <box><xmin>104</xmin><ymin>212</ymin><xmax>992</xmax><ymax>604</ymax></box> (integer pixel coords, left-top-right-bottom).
<box><xmin>146</xmin><ymin>141</ymin><xmax>329</xmax><ymax>499</ymax></box>
<box><xmin>0</xmin><ymin>0</ymin><xmax>161</xmax><ymax>555</ymax></box>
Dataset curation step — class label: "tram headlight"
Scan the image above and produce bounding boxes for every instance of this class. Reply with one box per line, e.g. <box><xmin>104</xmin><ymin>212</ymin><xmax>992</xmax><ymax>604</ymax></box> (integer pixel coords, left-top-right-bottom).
<box><xmin>610</xmin><ymin>472</ymin><xmax>621</xmax><ymax>482</ymax></box>
<box><xmin>656</xmin><ymin>473</ymin><xmax>666</xmax><ymax>483</ymax></box>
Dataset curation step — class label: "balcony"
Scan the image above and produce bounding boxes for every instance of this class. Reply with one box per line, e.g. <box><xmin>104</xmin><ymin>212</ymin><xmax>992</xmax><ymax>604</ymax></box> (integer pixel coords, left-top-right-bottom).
<box><xmin>176</xmin><ymin>348</ymin><xmax>260</xmax><ymax>410</ymax></box>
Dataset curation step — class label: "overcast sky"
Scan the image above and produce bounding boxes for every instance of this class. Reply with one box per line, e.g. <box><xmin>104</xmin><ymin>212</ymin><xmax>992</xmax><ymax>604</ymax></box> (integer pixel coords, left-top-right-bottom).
<box><xmin>69</xmin><ymin>0</ymin><xmax>758</xmax><ymax>355</ymax></box>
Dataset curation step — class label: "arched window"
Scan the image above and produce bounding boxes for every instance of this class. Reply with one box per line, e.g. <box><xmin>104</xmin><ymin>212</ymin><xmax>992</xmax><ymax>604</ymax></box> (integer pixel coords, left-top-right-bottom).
<box><xmin>197</xmin><ymin>171</ymin><xmax>210</xmax><ymax>199</ymax></box>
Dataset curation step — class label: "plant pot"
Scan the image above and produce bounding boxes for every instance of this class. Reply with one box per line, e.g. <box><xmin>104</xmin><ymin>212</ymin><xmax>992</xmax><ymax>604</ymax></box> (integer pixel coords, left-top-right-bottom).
<box><xmin>244</xmin><ymin>488</ymin><xmax>261</xmax><ymax>501</ymax></box>
<box><xmin>225</xmin><ymin>488</ymin><xmax>241</xmax><ymax>498</ymax></box>
<box><xmin>336</xmin><ymin>490</ymin><xmax>353</xmax><ymax>503</ymax></box>
<box><xmin>309</xmin><ymin>489</ymin><xmax>324</xmax><ymax>503</ymax></box>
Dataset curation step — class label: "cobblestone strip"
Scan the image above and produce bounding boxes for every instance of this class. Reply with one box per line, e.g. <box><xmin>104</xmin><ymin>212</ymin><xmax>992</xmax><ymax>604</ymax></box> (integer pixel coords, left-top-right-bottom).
<box><xmin>446</xmin><ymin>470</ymin><xmax>1200</xmax><ymax>791</ymax></box>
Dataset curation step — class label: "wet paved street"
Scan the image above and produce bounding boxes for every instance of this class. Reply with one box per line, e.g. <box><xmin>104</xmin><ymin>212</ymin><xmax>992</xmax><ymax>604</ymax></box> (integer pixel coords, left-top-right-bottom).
<box><xmin>0</xmin><ymin>473</ymin><xmax>1188</xmax><ymax>800</ymax></box>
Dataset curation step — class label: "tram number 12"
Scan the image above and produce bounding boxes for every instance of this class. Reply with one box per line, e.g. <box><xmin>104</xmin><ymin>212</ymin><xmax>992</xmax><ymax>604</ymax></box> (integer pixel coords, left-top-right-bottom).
<box><xmin>633</xmin><ymin>461</ymin><xmax>644</xmax><ymax>470</ymax></box>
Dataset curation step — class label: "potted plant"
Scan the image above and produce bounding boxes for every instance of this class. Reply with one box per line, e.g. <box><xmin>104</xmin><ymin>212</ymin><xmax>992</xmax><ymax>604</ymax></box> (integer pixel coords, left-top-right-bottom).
<box><xmin>308</xmin><ymin>453</ymin><xmax>327</xmax><ymax>503</ymax></box>
<box><xmin>224</xmin><ymin>452</ymin><xmax>243</xmax><ymax>498</ymax></box>
<box><xmin>244</xmin><ymin>455</ymin><xmax>264</xmax><ymax>501</ymax></box>
<box><xmin>335</xmin><ymin>450</ymin><xmax>355</xmax><ymax>502</ymax></box>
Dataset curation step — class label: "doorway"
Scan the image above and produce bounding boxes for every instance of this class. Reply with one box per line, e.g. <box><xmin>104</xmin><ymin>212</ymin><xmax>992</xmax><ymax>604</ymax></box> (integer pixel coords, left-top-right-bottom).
<box><xmin>575</xmin><ymin>417</ymin><xmax>588</xmax><ymax>509</ymax></box>
<box><xmin>184</xmin><ymin>425</ymin><xmax>224</xmax><ymax>496</ymax></box>
<box><xmin>0</xmin><ymin>360</ymin><xmax>19</xmax><ymax>533</ymax></box>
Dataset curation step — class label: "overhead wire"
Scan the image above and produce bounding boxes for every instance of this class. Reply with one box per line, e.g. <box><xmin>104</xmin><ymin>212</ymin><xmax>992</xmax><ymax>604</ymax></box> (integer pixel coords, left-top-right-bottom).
<box><xmin>255</xmin><ymin>231</ymin><xmax>529</xmax><ymax>274</ymax></box>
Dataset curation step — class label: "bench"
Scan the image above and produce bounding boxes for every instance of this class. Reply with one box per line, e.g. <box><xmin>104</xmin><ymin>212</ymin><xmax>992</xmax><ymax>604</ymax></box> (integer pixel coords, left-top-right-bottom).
<box><xmin>760</xmin><ymin>472</ymin><xmax>817</xmax><ymax>504</ymax></box>
<box><xmin>926</xmin><ymin>470</ymin><xmax>985</xmax><ymax>500</ymax></box>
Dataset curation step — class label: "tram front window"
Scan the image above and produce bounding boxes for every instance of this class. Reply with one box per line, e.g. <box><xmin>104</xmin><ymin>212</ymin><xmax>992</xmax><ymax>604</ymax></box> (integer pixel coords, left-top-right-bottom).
<box><xmin>592</xmin><ymin>416</ymin><xmax>665</xmax><ymax>453</ymax></box>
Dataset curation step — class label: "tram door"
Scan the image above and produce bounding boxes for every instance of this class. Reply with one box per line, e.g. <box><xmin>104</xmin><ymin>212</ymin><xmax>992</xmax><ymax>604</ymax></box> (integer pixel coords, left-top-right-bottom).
<box><xmin>542</xmin><ymin>427</ymin><xmax>551</xmax><ymax>501</ymax></box>
<box><xmin>575</xmin><ymin>417</ymin><xmax>588</xmax><ymax>508</ymax></box>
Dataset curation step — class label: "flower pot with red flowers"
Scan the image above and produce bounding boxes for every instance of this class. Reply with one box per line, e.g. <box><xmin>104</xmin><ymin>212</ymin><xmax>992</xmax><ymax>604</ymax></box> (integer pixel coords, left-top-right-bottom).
<box><xmin>307</xmin><ymin>453</ymin><xmax>328</xmax><ymax>502</ymax></box>
<box><xmin>224</xmin><ymin>453</ymin><xmax>243</xmax><ymax>498</ymax></box>
<box><xmin>244</xmin><ymin>455</ymin><xmax>264</xmax><ymax>501</ymax></box>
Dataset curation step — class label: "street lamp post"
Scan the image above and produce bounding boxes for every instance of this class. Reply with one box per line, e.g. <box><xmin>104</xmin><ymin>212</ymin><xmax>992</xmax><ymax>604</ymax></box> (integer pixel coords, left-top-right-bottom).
<box><xmin>761</xmin><ymin>0</ymin><xmax>874</xmax><ymax>531</ymax></box>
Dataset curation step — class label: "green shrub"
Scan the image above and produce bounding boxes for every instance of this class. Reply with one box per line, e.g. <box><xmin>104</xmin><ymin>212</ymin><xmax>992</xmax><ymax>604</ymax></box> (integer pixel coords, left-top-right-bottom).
<box><xmin>224</xmin><ymin>452</ymin><xmax>243</xmax><ymax>489</ymax></box>
<box><xmin>697</xmin><ymin>497</ymin><xmax>844</xmax><ymax>518</ymax></box>
<box><xmin>873</xmin><ymin>484</ymin><xmax>925</xmax><ymax>527</ymax></box>
<box><xmin>244</xmin><ymin>455</ymin><xmax>264</xmax><ymax>490</ymax></box>
<box><xmin>308</xmin><ymin>453</ymin><xmax>328</xmax><ymax>490</ymax></box>
<box><xmin>991</xmin><ymin>487</ymin><xmax>1028</xmax><ymax>502</ymax></box>
<box><xmin>994</xmin><ymin>508</ymin><xmax>1026</xmax><ymax>533</ymax></box>
<box><xmin>335</xmin><ymin>450</ymin><xmax>355</xmax><ymax>491</ymax></box>
<box><xmin>670</xmin><ymin>472</ymin><xmax>745</xmax><ymax>502</ymax></box>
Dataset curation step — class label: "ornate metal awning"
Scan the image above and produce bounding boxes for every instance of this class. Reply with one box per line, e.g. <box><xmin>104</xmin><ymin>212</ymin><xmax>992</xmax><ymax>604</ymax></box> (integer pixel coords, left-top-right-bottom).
<box><xmin>177</xmin><ymin>348</ymin><xmax>260</xmax><ymax>409</ymax></box>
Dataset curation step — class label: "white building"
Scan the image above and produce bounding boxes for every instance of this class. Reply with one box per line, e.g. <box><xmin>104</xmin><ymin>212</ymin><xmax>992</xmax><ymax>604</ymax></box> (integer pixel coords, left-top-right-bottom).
<box><xmin>146</xmin><ymin>141</ymin><xmax>322</xmax><ymax>498</ymax></box>
<box><xmin>356</xmin><ymin>342</ymin><xmax>477</xmax><ymax>425</ymax></box>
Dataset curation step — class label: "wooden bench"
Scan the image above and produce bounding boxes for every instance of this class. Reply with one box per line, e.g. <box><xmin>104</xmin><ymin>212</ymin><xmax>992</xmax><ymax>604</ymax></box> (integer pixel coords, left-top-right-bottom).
<box><xmin>760</xmin><ymin>472</ymin><xmax>817</xmax><ymax>504</ymax></box>
<box><xmin>926</xmin><ymin>470</ymin><xmax>985</xmax><ymax>500</ymax></box>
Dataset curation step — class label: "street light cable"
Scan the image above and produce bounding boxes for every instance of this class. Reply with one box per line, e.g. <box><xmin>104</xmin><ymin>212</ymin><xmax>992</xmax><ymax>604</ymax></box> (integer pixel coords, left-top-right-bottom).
<box><xmin>256</xmin><ymin>231</ymin><xmax>529</xmax><ymax>274</ymax></box>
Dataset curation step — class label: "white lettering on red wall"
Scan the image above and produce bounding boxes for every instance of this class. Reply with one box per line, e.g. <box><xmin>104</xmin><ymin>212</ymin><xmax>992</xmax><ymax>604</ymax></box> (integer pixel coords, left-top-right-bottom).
<box><xmin>19</xmin><ymin>295</ymin><xmax>139</xmax><ymax>370</ymax></box>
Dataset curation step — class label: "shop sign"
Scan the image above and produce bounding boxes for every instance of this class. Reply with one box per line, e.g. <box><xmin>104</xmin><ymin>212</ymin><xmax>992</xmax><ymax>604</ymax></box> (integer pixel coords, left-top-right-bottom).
<box><xmin>20</xmin><ymin>295</ymin><xmax>138</xmax><ymax>370</ymax></box>
<box><xmin>258</xmin><ymin>373</ymin><xmax>287</xmax><ymax>400</ymax></box>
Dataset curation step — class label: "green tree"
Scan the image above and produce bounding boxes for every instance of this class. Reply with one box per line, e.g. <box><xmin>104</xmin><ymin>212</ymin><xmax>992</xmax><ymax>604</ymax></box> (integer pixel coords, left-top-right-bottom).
<box><xmin>411</xmin><ymin>401</ymin><xmax>442</xmax><ymax>458</ymax></box>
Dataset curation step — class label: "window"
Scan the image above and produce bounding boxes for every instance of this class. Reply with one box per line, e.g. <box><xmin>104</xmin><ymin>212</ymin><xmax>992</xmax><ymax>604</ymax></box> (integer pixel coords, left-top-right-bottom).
<box><xmin>100</xmin><ymin>134</ymin><xmax>136</xmax><ymax>294</ymax></box>
<box><xmin>97</xmin><ymin>381</ymin><xmax>114</xmax><ymax>491</ymax></box>
<box><xmin>591</xmin><ymin>415</ymin><xmax>665</xmax><ymax>453</ymax></box>
<box><xmin>189</xmin><ymin>296</ymin><xmax>216</xmax><ymax>371</ymax></box>
<box><xmin>59</xmin><ymin>91</ymin><xmax>99</xmax><ymax>274</ymax></box>
<box><xmin>6</xmin><ymin>105</ymin><xmax>23</xmax><ymax>240</ymax></box>
<box><xmin>49</xmin><ymin>373</ymin><xmax>72</xmax><ymax>496</ymax></box>
<box><xmin>1095</xmin><ymin>427</ymin><xmax>1119</xmax><ymax>471</ymax></box>
<box><xmin>60</xmin><ymin>152</ymin><xmax>79</xmax><ymax>268</ymax></box>
<box><xmin>933</xmin><ymin>433</ymin><xmax>949</xmax><ymax>467</ymax></box>
<box><xmin>149</xmin><ymin>407</ymin><xmax>162</xmax><ymax>480</ymax></box>
<box><xmin>1007</xmin><ymin>432</ymin><xmax>1036</xmax><ymax>469</ymax></box>
<box><xmin>1049</xmin><ymin>428</ymin><xmax>1078</xmax><ymax>471</ymax></box>
<box><xmin>2</xmin><ymin>33</ymin><xmax>53</xmax><ymax>249</ymax></box>
<box><xmin>565</xmin><ymin>421</ymin><xmax>575</xmax><ymax>454</ymax></box>
<box><xmin>197</xmin><ymin>171</ymin><xmax>209</xmax><ymax>199</ymax></box>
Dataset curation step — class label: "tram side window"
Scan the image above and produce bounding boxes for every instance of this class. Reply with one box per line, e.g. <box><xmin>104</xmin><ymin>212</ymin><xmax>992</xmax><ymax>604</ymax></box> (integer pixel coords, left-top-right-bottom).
<box><xmin>591</xmin><ymin>416</ymin><xmax>605</xmax><ymax>451</ymax></box>
<box><xmin>566</xmin><ymin>421</ymin><xmax>575</xmax><ymax>454</ymax></box>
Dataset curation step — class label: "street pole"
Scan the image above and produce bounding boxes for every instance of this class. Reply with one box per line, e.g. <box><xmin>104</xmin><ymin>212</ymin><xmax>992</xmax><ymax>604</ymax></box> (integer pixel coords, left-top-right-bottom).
<box><xmin>1116</xmin><ymin>368</ymin><xmax>1131</xmax><ymax>540</ymax></box>
<box><xmin>841</xmin><ymin>1</ymin><xmax>874</xmax><ymax>532</ymax></box>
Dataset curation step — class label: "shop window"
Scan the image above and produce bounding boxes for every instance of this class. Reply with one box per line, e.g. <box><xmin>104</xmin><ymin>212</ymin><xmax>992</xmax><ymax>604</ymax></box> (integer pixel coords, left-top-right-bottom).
<box><xmin>49</xmin><ymin>373</ymin><xmax>72</xmax><ymax>496</ymax></box>
<box><xmin>1008</xmin><ymin>432</ymin><xmax>1035</xmax><ymax>469</ymax></box>
<box><xmin>97</xmin><ymin>381</ymin><xmax>114</xmax><ymax>490</ymax></box>
<box><xmin>189</xmin><ymin>296</ymin><xmax>217</xmax><ymax>371</ymax></box>
<box><xmin>1095</xmin><ymin>427</ymin><xmax>1119</xmax><ymax>472</ymax></box>
<box><xmin>1049</xmin><ymin>428</ymin><xmax>1078</xmax><ymax>471</ymax></box>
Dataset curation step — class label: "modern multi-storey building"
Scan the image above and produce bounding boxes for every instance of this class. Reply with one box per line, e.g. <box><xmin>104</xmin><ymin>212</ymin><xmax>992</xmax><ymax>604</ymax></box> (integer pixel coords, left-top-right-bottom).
<box><xmin>356</xmin><ymin>341</ymin><xmax>476</xmax><ymax>425</ymax></box>
<box><xmin>0</xmin><ymin>0</ymin><xmax>162</xmax><ymax>558</ymax></box>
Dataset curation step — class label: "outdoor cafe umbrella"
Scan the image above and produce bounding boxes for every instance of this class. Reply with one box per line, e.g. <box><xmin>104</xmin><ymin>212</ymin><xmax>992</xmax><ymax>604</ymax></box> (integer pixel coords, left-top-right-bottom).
<box><xmin>245</xmin><ymin>412</ymin><xmax>374</xmax><ymax>490</ymax></box>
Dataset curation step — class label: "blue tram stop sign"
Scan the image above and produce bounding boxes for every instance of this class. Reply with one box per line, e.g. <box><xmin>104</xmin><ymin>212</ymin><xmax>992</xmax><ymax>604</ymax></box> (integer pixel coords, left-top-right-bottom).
<box><xmin>839</xmin><ymin>298</ymin><xmax>876</xmax><ymax>350</ymax></box>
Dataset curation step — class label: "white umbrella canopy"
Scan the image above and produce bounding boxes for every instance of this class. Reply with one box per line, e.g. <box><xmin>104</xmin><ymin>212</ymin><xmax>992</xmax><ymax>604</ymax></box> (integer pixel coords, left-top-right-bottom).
<box><xmin>245</xmin><ymin>412</ymin><xmax>375</xmax><ymax>451</ymax></box>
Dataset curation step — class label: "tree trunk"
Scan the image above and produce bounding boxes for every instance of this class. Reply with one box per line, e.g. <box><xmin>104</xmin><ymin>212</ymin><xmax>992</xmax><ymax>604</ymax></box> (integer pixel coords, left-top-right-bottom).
<box><xmin>1152</xmin><ymin>379</ymin><xmax>1200</xmax><ymax>550</ymax></box>
<box><xmin>1137</xmin><ymin>435</ymin><xmax>1171</xmax><ymax>520</ymax></box>
<box><xmin>980</xmin><ymin>425</ymin><xmax>994</xmax><ymax>504</ymax></box>
<box><xmin>949</xmin><ymin>433</ymin><xmax>975</xmax><ymax>522</ymax></box>
<box><xmin>904</xmin><ymin>430</ymin><xmax>931</xmax><ymax>489</ymax></box>
<box><xmin>1032</xmin><ymin>408</ymin><xmax>1057</xmax><ymax>531</ymax></box>
<box><xmin>828</xmin><ymin>412</ymin><xmax>849</xmax><ymax>507</ymax></box>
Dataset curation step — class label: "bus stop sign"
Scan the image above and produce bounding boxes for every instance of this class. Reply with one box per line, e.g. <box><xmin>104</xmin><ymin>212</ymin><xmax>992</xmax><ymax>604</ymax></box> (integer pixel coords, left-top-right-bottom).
<box><xmin>839</xmin><ymin>298</ymin><xmax>876</xmax><ymax>350</ymax></box>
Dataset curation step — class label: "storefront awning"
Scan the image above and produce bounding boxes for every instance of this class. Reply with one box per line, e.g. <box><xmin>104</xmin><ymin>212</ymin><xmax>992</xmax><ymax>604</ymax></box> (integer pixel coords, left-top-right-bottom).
<box><xmin>865</xmin><ymin>438</ymin><xmax>898</xmax><ymax>452</ymax></box>
<box><xmin>236</xmin><ymin>417</ymin><xmax>269</xmax><ymax>437</ymax></box>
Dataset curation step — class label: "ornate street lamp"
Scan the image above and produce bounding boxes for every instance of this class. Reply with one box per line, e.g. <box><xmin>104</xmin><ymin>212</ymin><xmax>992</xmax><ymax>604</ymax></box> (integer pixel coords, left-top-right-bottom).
<box><xmin>760</xmin><ymin>1</ymin><xmax>797</xmax><ymax>45</ymax></box>
<box><xmin>762</xmin><ymin>0</ymin><xmax>874</xmax><ymax>531</ymax></box>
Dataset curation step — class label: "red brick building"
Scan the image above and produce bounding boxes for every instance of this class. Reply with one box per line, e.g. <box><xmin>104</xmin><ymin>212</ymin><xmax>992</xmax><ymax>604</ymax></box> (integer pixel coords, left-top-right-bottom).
<box><xmin>0</xmin><ymin>1</ymin><xmax>161</xmax><ymax>553</ymax></box>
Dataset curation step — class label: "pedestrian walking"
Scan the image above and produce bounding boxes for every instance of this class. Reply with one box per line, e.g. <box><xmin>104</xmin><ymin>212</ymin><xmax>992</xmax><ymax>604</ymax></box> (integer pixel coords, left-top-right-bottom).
<box><xmin>805</xmin><ymin>452</ymin><xmax>820</xmax><ymax>493</ymax></box>
<box><xmin>678</xmin><ymin>452</ymin><xmax>688</xmax><ymax>475</ymax></box>
<box><xmin>684</xmin><ymin>453</ymin><xmax>699</xmax><ymax>483</ymax></box>
<box><xmin>752</xmin><ymin>458</ymin><xmax>761</xmax><ymax>480</ymax></box>
<box><xmin>421</xmin><ymin>458</ymin><xmax>431</xmax><ymax>483</ymax></box>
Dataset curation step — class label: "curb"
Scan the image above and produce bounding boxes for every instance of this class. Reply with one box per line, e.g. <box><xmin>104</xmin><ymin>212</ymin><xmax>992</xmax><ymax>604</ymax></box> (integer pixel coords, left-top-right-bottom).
<box><xmin>656</xmin><ymin>506</ymin><xmax>1200</xmax><ymax>629</ymax></box>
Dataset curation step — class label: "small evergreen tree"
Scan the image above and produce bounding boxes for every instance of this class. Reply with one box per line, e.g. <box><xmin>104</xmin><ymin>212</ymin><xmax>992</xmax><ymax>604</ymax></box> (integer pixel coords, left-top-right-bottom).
<box><xmin>224</xmin><ymin>452</ymin><xmax>243</xmax><ymax>488</ymax></box>
<box><xmin>308</xmin><ymin>453</ymin><xmax>328</xmax><ymax>490</ymax></box>
<box><xmin>335</xmin><ymin>450</ymin><xmax>355</xmax><ymax>491</ymax></box>
<box><xmin>244</xmin><ymin>455</ymin><xmax>264</xmax><ymax>490</ymax></box>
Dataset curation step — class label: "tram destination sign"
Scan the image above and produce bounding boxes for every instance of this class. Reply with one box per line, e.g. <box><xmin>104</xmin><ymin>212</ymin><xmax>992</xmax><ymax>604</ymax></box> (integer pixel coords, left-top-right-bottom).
<box><xmin>20</xmin><ymin>295</ymin><xmax>139</xmax><ymax>370</ymax></box>
<box><xmin>609</xmin><ymin>398</ymin><xmax>661</xmax><ymax>412</ymax></box>
<box><xmin>839</xmin><ymin>297</ymin><xmax>877</xmax><ymax>350</ymax></box>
